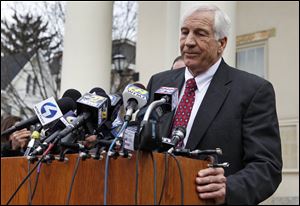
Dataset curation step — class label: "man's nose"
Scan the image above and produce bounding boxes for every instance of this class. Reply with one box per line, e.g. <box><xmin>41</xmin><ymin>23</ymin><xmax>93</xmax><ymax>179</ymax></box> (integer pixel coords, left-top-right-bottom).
<box><xmin>185</xmin><ymin>33</ymin><xmax>196</xmax><ymax>47</ymax></box>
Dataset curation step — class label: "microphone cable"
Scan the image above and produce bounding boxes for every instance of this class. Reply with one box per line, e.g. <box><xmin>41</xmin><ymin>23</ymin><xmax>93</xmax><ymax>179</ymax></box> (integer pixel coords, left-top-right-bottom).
<box><xmin>6</xmin><ymin>143</ymin><xmax>55</xmax><ymax>205</ymax></box>
<box><xmin>26</xmin><ymin>125</ymin><xmax>42</xmax><ymax>205</ymax></box>
<box><xmin>169</xmin><ymin>152</ymin><xmax>184</xmax><ymax>205</ymax></box>
<box><xmin>28</xmin><ymin>162</ymin><xmax>42</xmax><ymax>204</ymax></box>
<box><xmin>134</xmin><ymin>150</ymin><xmax>158</xmax><ymax>205</ymax></box>
<box><xmin>27</xmin><ymin>161</ymin><xmax>33</xmax><ymax>205</ymax></box>
<box><xmin>103</xmin><ymin>137</ymin><xmax>119</xmax><ymax>205</ymax></box>
<box><xmin>66</xmin><ymin>153</ymin><xmax>81</xmax><ymax>205</ymax></box>
<box><xmin>158</xmin><ymin>152</ymin><xmax>169</xmax><ymax>205</ymax></box>
<box><xmin>134</xmin><ymin>150</ymin><xmax>140</xmax><ymax>205</ymax></box>
<box><xmin>150</xmin><ymin>152</ymin><xmax>157</xmax><ymax>205</ymax></box>
<box><xmin>103</xmin><ymin>121</ymin><xmax>129</xmax><ymax>205</ymax></box>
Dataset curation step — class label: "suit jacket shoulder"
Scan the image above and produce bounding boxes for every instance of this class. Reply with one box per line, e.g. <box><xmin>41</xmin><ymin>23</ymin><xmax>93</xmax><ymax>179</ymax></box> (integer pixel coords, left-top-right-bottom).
<box><xmin>147</xmin><ymin>67</ymin><xmax>185</xmax><ymax>102</ymax></box>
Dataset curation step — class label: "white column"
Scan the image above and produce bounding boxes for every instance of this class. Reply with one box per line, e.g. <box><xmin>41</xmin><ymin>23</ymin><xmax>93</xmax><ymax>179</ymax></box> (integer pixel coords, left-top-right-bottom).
<box><xmin>136</xmin><ymin>2</ymin><xmax>181</xmax><ymax>86</ymax></box>
<box><xmin>180</xmin><ymin>1</ymin><xmax>237</xmax><ymax>67</ymax></box>
<box><xmin>61</xmin><ymin>2</ymin><xmax>113</xmax><ymax>95</ymax></box>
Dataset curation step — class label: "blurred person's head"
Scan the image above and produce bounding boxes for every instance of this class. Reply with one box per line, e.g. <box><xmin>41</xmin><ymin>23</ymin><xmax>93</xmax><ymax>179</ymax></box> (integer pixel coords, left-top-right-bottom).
<box><xmin>171</xmin><ymin>55</ymin><xmax>186</xmax><ymax>70</ymax></box>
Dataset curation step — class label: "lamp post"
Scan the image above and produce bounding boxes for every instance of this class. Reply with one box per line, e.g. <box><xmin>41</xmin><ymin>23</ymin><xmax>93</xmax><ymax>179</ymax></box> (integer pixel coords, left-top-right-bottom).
<box><xmin>113</xmin><ymin>54</ymin><xmax>127</xmax><ymax>73</ymax></box>
<box><xmin>111</xmin><ymin>53</ymin><xmax>139</xmax><ymax>93</ymax></box>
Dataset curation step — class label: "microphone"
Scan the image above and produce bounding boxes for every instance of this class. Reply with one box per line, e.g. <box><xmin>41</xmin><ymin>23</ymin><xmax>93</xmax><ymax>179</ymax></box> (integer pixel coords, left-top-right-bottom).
<box><xmin>123</xmin><ymin>121</ymin><xmax>140</xmax><ymax>151</ymax></box>
<box><xmin>162</xmin><ymin>126</ymin><xmax>186</xmax><ymax>153</ymax></box>
<box><xmin>82</xmin><ymin>87</ymin><xmax>111</xmax><ymax>131</ymax></box>
<box><xmin>122</xmin><ymin>83</ymin><xmax>149</xmax><ymax>121</ymax></box>
<box><xmin>105</xmin><ymin>84</ymin><xmax>148</xmax><ymax>158</ymax></box>
<box><xmin>23</xmin><ymin>123</ymin><xmax>43</xmax><ymax>156</ymax></box>
<box><xmin>108</xmin><ymin>93</ymin><xmax>123</xmax><ymax>122</ymax></box>
<box><xmin>154</xmin><ymin>86</ymin><xmax>178</xmax><ymax>112</ymax></box>
<box><xmin>109</xmin><ymin>93</ymin><xmax>122</xmax><ymax>107</ymax></box>
<box><xmin>89</xmin><ymin>87</ymin><xmax>111</xmax><ymax>112</ymax></box>
<box><xmin>142</xmin><ymin>87</ymin><xmax>178</xmax><ymax>122</ymax></box>
<box><xmin>32</xmin><ymin>88</ymin><xmax>111</xmax><ymax>156</ymax></box>
<box><xmin>1</xmin><ymin>97</ymin><xmax>77</xmax><ymax>137</ymax></box>
<box><xmin>41</xmin><ymin>110</ymin><xmax>77</xmax><ymax>143</ymax></box>
<box><xmin>43</xmin><ymin>88</ymin><xmax>80</xmax><ymax>133</ymax></box>
<box><xmin>49</xmin><ymin>88</ymin><xmax>110</xmax><ymax>142</ymax></box>
<box><xmin>171</xmin><ymin>126</ymin><xmax>186</xmax><ymax>147</ymax></box>
<box><xmin>59</xmin><ymin>141</ymin><xmax>85</xmax><ymax>151</ymax></box>
<box><xmin>172</xmin><ymin>148</ymin><xmax>230</xmax><ymax>168</ymax></box>
<box><xmin>136</xmin><ymin>87</ymin><xmax>179</xmax><ymax>151</ymax></box>
<box><xmin>62</xmin><ymin>88</ymin><xmax>82</xmax><ymax>102</ymax></box>
<box><xmin>29</xmin><ymin>102</ymin><xmax>78</xmax><ymax>156</ymax></box>
<box><xmin>136</xmin><ymin>105</ymin><xmax>164</xmax><ymax>122</ymax></box>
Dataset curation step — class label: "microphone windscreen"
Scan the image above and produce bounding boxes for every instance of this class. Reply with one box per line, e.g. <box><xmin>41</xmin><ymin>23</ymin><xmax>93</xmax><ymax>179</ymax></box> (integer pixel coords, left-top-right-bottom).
<box><xmin>132</xmin><ymin>83</ymin><xmax>146</xmax><ymax>90</ymax></box>
<box><xmin>62</xmin><ymin>89</ymin><xmax>82</xmax><ymax>102</ymax></box>
<box><xmin>173</xmin><ymin>126</ymin><xmax>186</xmax><ymax>137</ymax></box>
<box><xmin>89</xmin><ymin>87</ymin><xmax>111</xmax><ymax>108</ymax></box>
<box><xmin>89</xmin><ymin>87</ymin><xmax>106</xmax><ymax>96</ymax></box>
<box><xmin>57</xmin><ymin>97</ymin><xmax>77</xmax><ymax>113</ymax></box>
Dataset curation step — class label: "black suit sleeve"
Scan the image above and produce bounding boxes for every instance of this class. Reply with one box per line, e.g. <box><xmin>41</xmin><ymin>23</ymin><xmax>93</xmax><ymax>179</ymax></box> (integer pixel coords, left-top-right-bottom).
<box><xmin>1</xmin><ymin>142</ymin><xmax>24</xmax><ymax>157</ymax></box>
<box><xmin>226</xmin><ymin>81</ymin><xmax>282</xmax><ymax>204</ymax></box>
<box><xmin>146</xmin><ymin>75</ymin><xmax>155</xmax><ymax>103</ymax></box>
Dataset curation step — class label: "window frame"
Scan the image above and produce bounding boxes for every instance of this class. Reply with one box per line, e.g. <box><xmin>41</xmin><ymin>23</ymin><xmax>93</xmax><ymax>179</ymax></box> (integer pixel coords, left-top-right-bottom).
<box><xmin>279</xmin><ymin>119</ymin><xmax>299</xmax><ymax>173</ymax></box>
<box><xmin>236</xmin><ymin>40</ymin><xmax>269</xmax><ymax>79</ymax></box>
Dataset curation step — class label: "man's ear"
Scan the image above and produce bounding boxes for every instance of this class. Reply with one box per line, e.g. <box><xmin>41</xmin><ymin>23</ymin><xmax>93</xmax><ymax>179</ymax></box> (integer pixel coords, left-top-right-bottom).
<box><xmin>219</xmin><ymin>37</ymin><xmax>227</xmax><ymax>49</ymax></box>
<box><xmin>217</xmin><ymin>37</ymin><xmax>227</xmax><ymax>55</ymax></box>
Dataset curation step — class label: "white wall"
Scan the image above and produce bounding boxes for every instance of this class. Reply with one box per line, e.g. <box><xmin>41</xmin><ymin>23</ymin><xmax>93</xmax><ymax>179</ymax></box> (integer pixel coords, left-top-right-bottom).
<box><xmin>136</xmin><ymin>2</ymin><xmax>181</xmax><ymax>86</ymax></box>
<box><xmin>237</xmin><ymin>1</ymin><xmax>299</xmax><ymax>204</ymax></box>
<box><xmin>236</xmin><ymin>1</ymin><xmax>299</xmax><ymax>120</ymax></box>
<box><xmin>61</xmin><ymin>2</ymin><xmax>113</xmax><ymax>94</ymax></box>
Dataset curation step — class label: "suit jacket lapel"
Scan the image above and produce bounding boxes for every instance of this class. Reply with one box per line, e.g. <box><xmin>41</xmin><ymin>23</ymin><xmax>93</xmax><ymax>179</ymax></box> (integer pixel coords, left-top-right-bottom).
<box><xmin>185</xmin><ymin>60</ymin><xmax>232</xmax><ymax>150</ymax></box>
<box><xmin>163</xmin><ymin>68</ymin><xmax>185</xmax><ymax>91</ymax></box>
<box><xmin>159</xmin><ymin>69</ymin><xmax>185</xmax><ymax>138</ymax></box>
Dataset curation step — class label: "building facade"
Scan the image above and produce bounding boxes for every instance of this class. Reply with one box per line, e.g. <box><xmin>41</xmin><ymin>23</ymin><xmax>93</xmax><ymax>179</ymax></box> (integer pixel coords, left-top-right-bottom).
<box><xmin>61</xmin><ymin>2</ymin><xmax>299</xmax><ymax>204</ymax></box>
<box><xmin>1</xmin><ymin>52</ymin><xmax>58</xmax><ymax>119</ymax></box>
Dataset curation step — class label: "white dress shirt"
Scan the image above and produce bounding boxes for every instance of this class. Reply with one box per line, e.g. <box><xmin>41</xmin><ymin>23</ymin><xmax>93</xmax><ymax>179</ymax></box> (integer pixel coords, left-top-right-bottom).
<box><xmin>178</xmin><ymin>58</ymin><xmax>221</xmax><ymax>147</ymax></box>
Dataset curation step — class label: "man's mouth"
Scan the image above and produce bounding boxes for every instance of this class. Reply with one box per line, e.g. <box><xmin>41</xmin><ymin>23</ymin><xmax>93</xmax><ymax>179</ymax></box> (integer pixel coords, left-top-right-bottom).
<box><xmin>184</xmin><ymin>53</ymin><xmax>198</xmax><ymax>58</ymax></box>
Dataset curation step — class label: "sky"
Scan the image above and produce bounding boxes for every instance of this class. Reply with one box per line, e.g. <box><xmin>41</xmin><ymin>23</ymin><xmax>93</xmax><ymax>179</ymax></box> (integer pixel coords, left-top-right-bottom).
<box><xmin>1</xmin><ymin>2</ymin><xmax>58</xmax><ymax>20</ymax></box>
<box><xmin>1</xmin><ymin>1</ymin><xmax>137</xmax><ymax>41</ymax></box>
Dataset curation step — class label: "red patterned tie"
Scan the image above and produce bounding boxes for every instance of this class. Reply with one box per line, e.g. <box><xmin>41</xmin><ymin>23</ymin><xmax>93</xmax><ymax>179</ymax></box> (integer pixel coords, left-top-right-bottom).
<box><xmin>172</xmin><ymin>78</ymin><xmax>197</xmax><ymax>147</ymax></box>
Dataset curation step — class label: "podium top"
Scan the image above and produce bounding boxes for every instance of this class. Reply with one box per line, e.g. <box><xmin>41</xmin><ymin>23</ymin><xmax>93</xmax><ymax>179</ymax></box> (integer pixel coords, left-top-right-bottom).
<box><xmin>1</xmin><ymin>152</ymin><xmax>212</xmax><ymax>205</ymax></box>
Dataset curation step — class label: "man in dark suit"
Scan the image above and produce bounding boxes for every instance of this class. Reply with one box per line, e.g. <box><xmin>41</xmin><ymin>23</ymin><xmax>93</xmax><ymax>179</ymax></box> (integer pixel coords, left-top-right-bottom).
<box><xmin>146</xmin><ymin>4</ymin><xmax>282</xmax><ymax>205</ymax></box>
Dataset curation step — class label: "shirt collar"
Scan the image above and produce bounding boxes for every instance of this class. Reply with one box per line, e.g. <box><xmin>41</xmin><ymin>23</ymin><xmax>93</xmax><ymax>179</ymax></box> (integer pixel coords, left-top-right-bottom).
<box><xmin>184</xmin><ymin>58</ymin><xmax>221</xmax><ymax>90</ymax></box>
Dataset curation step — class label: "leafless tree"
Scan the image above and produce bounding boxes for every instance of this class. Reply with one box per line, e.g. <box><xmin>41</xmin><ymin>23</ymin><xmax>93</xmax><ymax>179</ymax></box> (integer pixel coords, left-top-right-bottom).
<box><xmin>1</xmin><ymin>1</ymin><xmax>138</xmax><ymax>117</ymax></box>
<box><xmin>1</xmin><ymin>2</ymin><xmax>65</xmax><ymax>118</ymax></box>
<box><xmin>111</xmin><ymin>1</ymin><xmax>138</xmax><ymax>93</ymax></box>
<box><xmin>112</xmin><ymin>1</ymin><xmax>137</xmax><ymax>41</ymax></box>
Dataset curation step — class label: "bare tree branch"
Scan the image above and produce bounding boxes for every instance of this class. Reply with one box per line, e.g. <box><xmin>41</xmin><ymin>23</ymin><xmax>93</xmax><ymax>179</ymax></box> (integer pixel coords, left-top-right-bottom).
<box><xmin>1</xmin><ymin>2</ymin><xmax>65</xmax><ymax>117</ymax></box>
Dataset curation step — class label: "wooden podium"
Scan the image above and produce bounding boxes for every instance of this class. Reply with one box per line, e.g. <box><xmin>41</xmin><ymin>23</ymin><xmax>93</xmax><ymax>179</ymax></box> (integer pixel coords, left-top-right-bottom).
<box><xmin>1</xmin><ymin>152</ymin><xmax>212</xmax><ymax>205</ymax></box>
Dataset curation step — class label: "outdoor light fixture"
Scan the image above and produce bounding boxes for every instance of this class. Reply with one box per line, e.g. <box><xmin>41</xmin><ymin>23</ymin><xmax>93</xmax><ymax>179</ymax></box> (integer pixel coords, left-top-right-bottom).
<box><xmin>113</xmin><ymin>54</ymin><xmax>127</xmax><ymax>73</ymax></box>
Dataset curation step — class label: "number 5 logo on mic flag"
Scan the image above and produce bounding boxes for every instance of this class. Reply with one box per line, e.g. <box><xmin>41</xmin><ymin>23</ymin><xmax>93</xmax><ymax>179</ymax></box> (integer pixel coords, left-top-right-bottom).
<box><xmin>34</xmin><ymin>97</ymin><xmax>63</xmax><ymax>126</ymax></box>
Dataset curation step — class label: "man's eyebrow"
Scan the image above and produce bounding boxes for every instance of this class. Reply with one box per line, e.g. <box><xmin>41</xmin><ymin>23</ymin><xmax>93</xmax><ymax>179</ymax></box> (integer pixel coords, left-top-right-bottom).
<box><xmin>194</xmin><ymin>28</ymin><xmax>209</xmax><ymax>34</ymax></box>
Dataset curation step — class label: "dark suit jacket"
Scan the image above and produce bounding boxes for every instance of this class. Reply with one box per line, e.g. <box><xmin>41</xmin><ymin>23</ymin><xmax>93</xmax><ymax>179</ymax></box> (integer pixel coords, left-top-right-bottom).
<box><xmin>146</xmin><ymin>59</ymin><xmax>282</xmax><ymax>205</ymax></box>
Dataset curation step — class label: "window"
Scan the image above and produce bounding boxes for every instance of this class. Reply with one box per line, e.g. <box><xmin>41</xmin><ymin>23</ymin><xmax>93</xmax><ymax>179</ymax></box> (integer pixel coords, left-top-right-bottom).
<box><xmin>280</xmin><ymin>120</ymin><xmax>299</xmax><ymax>172</ymax></box>
<box><xmin>236</xmin><ymin>41</ymin><xmax>267</xmax><ymax>79</ymax></box>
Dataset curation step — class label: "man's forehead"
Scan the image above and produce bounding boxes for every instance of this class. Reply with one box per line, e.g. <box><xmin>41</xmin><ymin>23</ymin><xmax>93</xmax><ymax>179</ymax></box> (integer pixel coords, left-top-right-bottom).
<box><xmin>183</xmin><ymin>11</ymin><xmax>214</xmax><ymax>24</ymax></box>
<box><xmin>181</xmin><ymin>11</ymin><xmax>214</xmax><ymax>29</ymax></box>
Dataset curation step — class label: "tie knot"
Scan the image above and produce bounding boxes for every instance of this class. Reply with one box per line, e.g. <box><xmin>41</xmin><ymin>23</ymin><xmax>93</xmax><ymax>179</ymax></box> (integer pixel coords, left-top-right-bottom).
<box><xmin>186</xmin><ymin>78</ymin><xmax>197</xmax><ymax>90</ymax></box>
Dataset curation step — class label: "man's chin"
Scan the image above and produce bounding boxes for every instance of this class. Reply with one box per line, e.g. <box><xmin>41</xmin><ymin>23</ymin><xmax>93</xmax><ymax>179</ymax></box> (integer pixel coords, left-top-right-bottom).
<box><xmin>186</xmin><ymin>64</ymin><xmax>208</xmax><ymax>76</ymax></box>
<box><xmin>185</xmin><ymin>62</ymin><xmax>198</xmax><ymax>70</ymax></box>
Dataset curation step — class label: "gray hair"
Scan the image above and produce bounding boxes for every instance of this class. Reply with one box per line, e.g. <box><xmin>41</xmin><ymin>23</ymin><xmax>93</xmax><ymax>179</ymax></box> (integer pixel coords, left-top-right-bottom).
<box><xmin>181</xmin><ymin>4</ymin><xmax>231</xmax><ymax>40</ymax></box>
